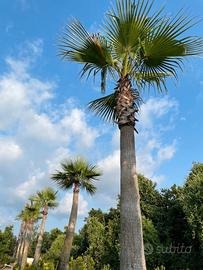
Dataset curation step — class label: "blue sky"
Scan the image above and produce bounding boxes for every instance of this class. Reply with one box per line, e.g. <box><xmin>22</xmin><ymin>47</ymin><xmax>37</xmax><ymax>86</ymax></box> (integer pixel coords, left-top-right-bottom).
<box><xmin>0</xmin><ymin>0</ymin><xmax>203</xmax><ymax>233</ymax></box>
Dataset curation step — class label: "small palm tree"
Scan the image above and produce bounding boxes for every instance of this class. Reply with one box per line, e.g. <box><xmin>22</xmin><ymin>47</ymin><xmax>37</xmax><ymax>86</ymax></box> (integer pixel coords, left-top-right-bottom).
<box><xmin>16</xmin><ymin>202</ymin><xmax>40</xmax><ymax>270</ymax></box>
<box><xmin>51</xmin><ymin>157</ymin><xmax>101</xmax><ymax>270</ymax></box>
<box><xmin>32</xmin><ymin>187</ymin><xmax>58</xmax><ymax>265</ymax></box>
<box><xmin>59</xmin><ymin>0</ymin><xmax>203</xmax><ymax>269</ymax></box>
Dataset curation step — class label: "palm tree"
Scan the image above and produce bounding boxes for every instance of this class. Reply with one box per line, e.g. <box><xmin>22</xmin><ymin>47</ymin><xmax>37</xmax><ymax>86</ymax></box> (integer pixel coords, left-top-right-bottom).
<box><xmin>51</xmin><ymin>157</ymin><xmax>101</xmax><ymax>270</ymax></box>
<box><xmin>16</xmin><ymin>202</ymin><xmax>40</xmax><ymax>270</ymax></box>
<box><xmin>32</xmin><ymin>187</ymin><xmax>58</xmax><ymax>265</ymax></box>
<box><xmin>59</xmin><ymin>0</ymin><xmax>203</xmax><ymax>269</ymax></box>
<box><xmin>15</xmin><ymin>214</ymin><xmax>26</xmax><ymax>265</ymax></box>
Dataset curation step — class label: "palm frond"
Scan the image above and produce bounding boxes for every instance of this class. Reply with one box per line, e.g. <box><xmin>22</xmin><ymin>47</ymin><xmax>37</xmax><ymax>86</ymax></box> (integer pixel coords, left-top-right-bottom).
<box><xmin>138</xmin><ymin>11</ymin><xmax>203</xmax><ymax>78</ymax></box>
<box><xmin>51</xmin><ymin>170</ymin><xmax>74</xmax><ymax>190</ymax></box>
<box><xmin>104</xmin><ymin>0</ymin><xmax>163</xmax><ymax>59</ymax></box>
<box><xmin>59</xmin><ymin>19</ymin><xmax>115</xmax><ymax>92</ymax></box>
<box><xmin>51</xmin><ymin>158</ymin><xmax>101</xmax><ymax>194</ymax></box>
<box><xmin>80</xmin><ymin>180</ymin><xmax>97</xmax><ymax>195</ymax></box>
<box><xmin>88</xmin><ymin>89</ymin><xmax>142</xmax><ymax>123</ymax></box>
<box><xmin>88</xmin><ymin>92</ymin><xmax>118</xmax><ymax>123</ymax></box>
<box><xmin>134</xmin><ymin>71</ymin><xmax>169</xmax><ymax>92</ymax></box>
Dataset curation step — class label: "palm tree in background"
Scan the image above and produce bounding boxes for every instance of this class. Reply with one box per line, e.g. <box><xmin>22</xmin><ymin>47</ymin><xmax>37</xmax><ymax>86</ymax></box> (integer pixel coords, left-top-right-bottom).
<box><xmin>59</xmin><ymin>0</ymin><xmax>203</xmax><ymax>269</ymax></box>
<box><xmin>32</xmin><ymin>187</ymin><xmax>58</xmax><ymax>265</ymax></box>
<box><xmin>51</xmin><ymin>158</ymin><xmax>101</xmax><ymax>270</ymax></box>
<box><xmin>16</xmin><ymin>202</ymin><xmax>40</xmax><ymax>270</ymax></box>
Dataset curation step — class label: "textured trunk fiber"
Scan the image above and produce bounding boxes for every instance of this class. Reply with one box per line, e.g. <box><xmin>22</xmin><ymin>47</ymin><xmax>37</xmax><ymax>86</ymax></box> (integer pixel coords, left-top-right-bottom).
<box><xmin>57</xmin><ymin>187</ymin><xmax>79</xmax><ymax>270</ymax></box>
<box><xmin>120</xmin><ymin>126</ymin><xmax>146</xmax><ymax>270</ymax></box>
<box><xmin>33</xmin><ymin>207</ymin><xmax>48</xmax><ymax>265</ymax></box>
<box><xmin>15</xmin><ymin>222</ymin><xmax>24</xmax><ymax>261</ymax></box>
<box><xmin>17</xmin><ymin>223</ymin><xmax>27</xmax><ymax>267</ymax></box>
<box><xmin>20</xmin><ymin>221</ymin><xmax>34</xmax><ymax>270</ymax></box>
<box><xmin>116</xmin><ymin>76</ymin><xmax>146</xmax><ymax>270</ymax></box>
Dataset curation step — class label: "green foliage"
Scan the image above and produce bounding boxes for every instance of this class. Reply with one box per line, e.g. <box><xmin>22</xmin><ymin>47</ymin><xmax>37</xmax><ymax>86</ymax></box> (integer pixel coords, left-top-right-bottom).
<box><xmin>22</xmin><ymin>261</ymin><xmax>55</xmax><ymax>270</ymax></box>
<box><xmin>0</xmin><ymin>226</ymin><xmax>16</xmax><ymax>267</ymax></box>
<box><xmin>43</xmin><ymin>234</ymin><xmax>65</xmax><ymax>264</ymax></box>
<box><xmin>51</xmin><ymin>157</ymin><xmax>101</xmax><ymax>194</ymax></box>
<box><xmin>30</xmin><ymin>187</ymin><xmax>58</xmax><ymax>210</ymax></box>
<box><xmin>154</xmin><ymin>266</ymin><xmax>166</xmax><ymax>270</ymax></box>
<box><xmin>11</xmin><ymin>164</ymin><xmax>203</xmax><ymax>270</ymax></box>
<box><xmin>60</xmin><ymin>0</ymin><xmax>203</xmax><ymax>94</ymax></box>
<box><xmin>85</xmin><ymin>217</ymin><xmax>105</xmax><ymax>270</ymax></box>
<box><xmin>69</xmin><ymin>255</ymin><xmax>95</xmax><ymax>270</ymax></box>
<box><xmin>181</xmin><ymin>163</ymin><xmax>203</xmax><ymax>269</ymax></box>
<box><xmin>101</xmin><ymin>265</ymin><xmax>112</xmax><ymax>270</ymax></box>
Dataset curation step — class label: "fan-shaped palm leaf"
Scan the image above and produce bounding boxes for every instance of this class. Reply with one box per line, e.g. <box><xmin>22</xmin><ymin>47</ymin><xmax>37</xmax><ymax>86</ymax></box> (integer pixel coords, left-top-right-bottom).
<box><xmin>59</xmin><ymin>19</ymin><xmax>115</xmax><ymax>92</ymax></box>
<box><xmin>51</xmin><ymin>158</ymin><xmax>101</xmax><ymax>194</ymax></box>
<box><xmin>88</xmin><ymin>88</ymin><xmax>142</xmax><ymax>123</ymax></box>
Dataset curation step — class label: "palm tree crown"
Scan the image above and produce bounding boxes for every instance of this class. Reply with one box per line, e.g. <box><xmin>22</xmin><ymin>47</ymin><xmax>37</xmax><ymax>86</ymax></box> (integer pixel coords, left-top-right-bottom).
<box><xmin>17</xmin><ymin>202</ymin><xmax>40</xmax><ymax>223</ymax></box>
<box><xmin>31</xmin><ymin>187</ymin><xmax>58</xmax><ymax>211</ymax></box>
<box><xmin>59</xmin><ymin>0</ymin><xmax>203</xmax><ymax>93</ymax></box>
<box><xmin>51</xmin><ymin>158</ymin><xmax>101</xmax><ymax>194</ymax></box>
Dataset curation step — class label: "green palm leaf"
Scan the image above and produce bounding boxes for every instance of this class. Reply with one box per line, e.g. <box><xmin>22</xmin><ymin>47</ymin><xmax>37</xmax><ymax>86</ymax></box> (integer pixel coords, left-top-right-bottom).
<box><xmin>104</xmin><ymin>0</ymin><xmax>163</xmax><ymax>59</ymax></box>
<box><xmin>88</xmin><ymin>89</ymin><xmax>141</xmax><ymax>123</ymax></box>
<box><xmin>138</xmin><ymin>10</ymin><xmax>203</xmax><ymax>78</ymax></box>
<box><xmin>59</xmin><ymin>19</ymin><xmax>115</xmax><ymax>92</ymax></box>
<box><xmin>51</xmin><ymin>158</ymin><xmax>101</xmax><ymax>195</ymax></box>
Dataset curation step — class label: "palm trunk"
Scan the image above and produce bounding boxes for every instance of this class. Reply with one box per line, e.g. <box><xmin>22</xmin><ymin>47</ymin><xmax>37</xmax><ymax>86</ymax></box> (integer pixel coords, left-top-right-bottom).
<box><xmin>120</xmin><ymin>125</ymin><xmax>146</xmax><ymax>270</ymax></box>
<box><xmin>15</xmin><ymin>221</ymin><xmax>24</xmax><ymax>261</ymax></box>
<box><xmin>20</xmin><ymin>221</ymin><xmax>34</xmax><ymax>270</ymax></box>
<box><xmin>57</xmin><ymin>184</ymin><xmax>79</xmax><ymax>270</ymax></box>
<box><xmin>17</xmin><ymin>222</ymin><xmax>27</xmax><ymax>267</ymax></box>
<box><xmin>33</xmin><ymin>206</ymin><xmax>48</xmax><ymax>265</ymax></box>
<box><xmin>116</xmin><ymin>76</ymin><xmax>146</xmax><ymax>270</ymax></box>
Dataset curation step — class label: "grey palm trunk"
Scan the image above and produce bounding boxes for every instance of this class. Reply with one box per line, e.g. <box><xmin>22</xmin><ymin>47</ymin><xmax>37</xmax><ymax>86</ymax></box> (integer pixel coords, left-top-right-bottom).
<box><xmin>20</xmin><ymin>221</ymin><xmax>34</xmax><ymax>270</ymax></box>
<box><xmin>57</xmin><ymin>184</ymin><xmax>79</xmax><ymax>270</ymax></box>
<box><xmin>33</xmin><ymin>206</ymin><xmax>48</xmax><ymax>265</ymax></box>
<box><xmin>17</xmin><ymin>222</ymin><xmax>26</xmax><ymax>267</ymax></box>
<box><xmin>116</xmin><ymin>76</ymin><xmax>146</xmax><ymax>270</ymax></box>
<box><xmin>15</xmin><ymin>221</ymin><xmax>25</xmax><ymax>262</ymax></box>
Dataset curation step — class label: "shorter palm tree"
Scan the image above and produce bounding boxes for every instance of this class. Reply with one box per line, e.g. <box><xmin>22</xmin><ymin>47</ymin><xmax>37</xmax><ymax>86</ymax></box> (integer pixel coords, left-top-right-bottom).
<box><xmin>32</xmin><ymin>187</ymin><xmax>58</xmax><ymax>265</ymax></box>
<box><xmin>16</xmin><ymin>202</ymin><xmax>40</xmax><ymax>270</ymax></box>
<box><xmin>51</xmin><ymin>157</ymin><xmax>102</xmax><ymax>270</ymax></box>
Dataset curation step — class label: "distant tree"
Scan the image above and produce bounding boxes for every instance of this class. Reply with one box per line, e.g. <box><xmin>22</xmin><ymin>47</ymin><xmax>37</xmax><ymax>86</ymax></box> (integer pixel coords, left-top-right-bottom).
<box><xmin>0</xmin><ymin>226</ymin><xmax>16</xmax><ymax>267</ymax></box>
<box><xmin>16</xmin><ymin>202</ymin><xmax>40</xmax><ymax>269</ymax></box>
<box><xmin>44</xmin><ymin>234</ymin><xmax>65</xmax><ymax>265</ymax></box>
<box><xmin>52</xmin><ymin>158</ymin><xmax>101</xmax><ymax>270</ymax></box>
<box><xmin>32</xmin><ymin>188</ymin><xmax>58</xmax><ymax>265</ymax></box>
<box><xmin>69</xmin><ymin>255</ymin><xmax>95</xmax><ymax>270</ymax></box>
<box><xmin>85</xmin><ymin>217</ymin><xmax>105</xmax><ymax>270</ymax></box>
<box><xmin>181</xmin><ymin>163</ymin><xmax>203</xmax><ymax>269</ymax></box>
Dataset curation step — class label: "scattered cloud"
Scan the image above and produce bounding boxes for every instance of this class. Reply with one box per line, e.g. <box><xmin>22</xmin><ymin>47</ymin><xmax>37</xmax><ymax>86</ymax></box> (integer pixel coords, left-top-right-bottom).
<box><xmin>53</xmin><ymin>193</ymin><xmax>88</xmax><ymax>218</ymax></box>
<box><xmin>0</xmin><ymin>41</ymin><xmax>101</xmax><ymax>227</ymax></box>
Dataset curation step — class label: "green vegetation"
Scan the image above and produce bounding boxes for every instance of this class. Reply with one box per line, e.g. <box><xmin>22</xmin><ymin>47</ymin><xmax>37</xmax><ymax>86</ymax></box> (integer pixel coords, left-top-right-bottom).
<box><xmin>1</xmin><ymin>163</ymin><xmax>203</xmax><ymax>269</ymax></box>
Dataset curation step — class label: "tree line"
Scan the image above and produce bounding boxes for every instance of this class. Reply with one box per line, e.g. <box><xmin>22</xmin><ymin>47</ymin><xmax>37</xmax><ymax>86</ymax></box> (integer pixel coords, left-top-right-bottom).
<box><xmin>0</xmin><ymin>162</ymin><xmax>203</xmax><ymax>270</ymax></box>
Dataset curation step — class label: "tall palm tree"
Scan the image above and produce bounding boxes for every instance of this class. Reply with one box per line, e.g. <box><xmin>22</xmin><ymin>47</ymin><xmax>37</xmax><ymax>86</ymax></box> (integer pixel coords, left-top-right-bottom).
<box><xmin>32</xmin><ymin>187</ymin><xmax>58</xmax><ymax>265</ymax></box>
<box><xmin>51</xmin><ymin>157</ymin><xmax>101</xmax><ymax>270</ymax></box>
<box><xmin>59</xmin><ymin>0</ymin><xmax>203</xmax><ymax>269</ymax></box>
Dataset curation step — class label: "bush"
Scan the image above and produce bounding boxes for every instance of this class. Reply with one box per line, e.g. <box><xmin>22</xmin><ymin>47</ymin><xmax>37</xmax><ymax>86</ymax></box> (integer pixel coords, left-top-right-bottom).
<box><xmin>155</xmin><ymin>266</ymin><xmax>166</xmax><ymax>270</ymax></box>
<box><xmin>69</xmin><ymin>255</ymin><xmax>95</xmax><ymax>270</ymax></box>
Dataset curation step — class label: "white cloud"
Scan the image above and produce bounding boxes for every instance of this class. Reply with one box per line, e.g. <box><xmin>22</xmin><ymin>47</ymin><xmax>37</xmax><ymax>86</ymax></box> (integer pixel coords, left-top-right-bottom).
<box><xmin>54</xmin><ymin>192</ymin><xmax>88</xmax><ymax>217</ymax></box>
<box><xmin>0</xmin><ymin>43</ymin><xmax>101</xmax><ymax>228</ymax></box>
<box><xmin>0</xmin><ymin>41</ymin><xmax>179</xmax><ymax>230</ymax></box>
<box><xmin>0</xmin><ymin>139</ymin><xmax>22</xmax><ymax>162</ymax></box>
